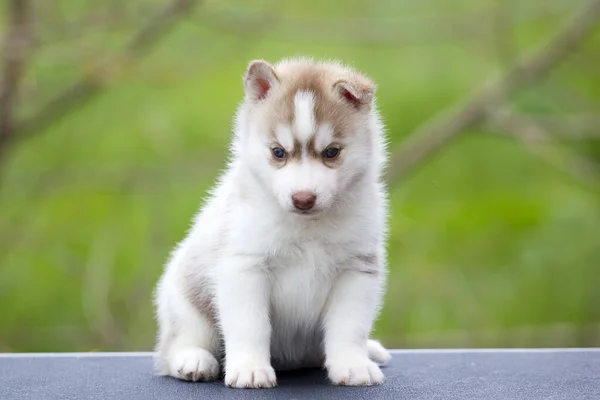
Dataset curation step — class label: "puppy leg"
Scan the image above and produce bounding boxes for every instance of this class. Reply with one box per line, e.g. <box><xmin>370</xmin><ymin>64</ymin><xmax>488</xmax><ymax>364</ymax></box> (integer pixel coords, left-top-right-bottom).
<box><xmin>216</xmin><ymin>255</ymin><xmax>276</xmax><ymax>389</ymax></box>
<box><xmin>323</xmin><ymin>269</ymin><xmax>384</xmax><ymax>386</ymax></box>
<box><xmin>155</xmin><ymin>278</ymin><xmax>220</xmax><ymax>382</ymax></box>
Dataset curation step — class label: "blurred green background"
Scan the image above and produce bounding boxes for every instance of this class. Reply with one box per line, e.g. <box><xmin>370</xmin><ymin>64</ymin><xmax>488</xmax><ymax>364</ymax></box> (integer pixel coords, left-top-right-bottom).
<box><xmin>1</xmin><ymin>0</ymin><xmax>599</xmax><ymax>353</ymax></box>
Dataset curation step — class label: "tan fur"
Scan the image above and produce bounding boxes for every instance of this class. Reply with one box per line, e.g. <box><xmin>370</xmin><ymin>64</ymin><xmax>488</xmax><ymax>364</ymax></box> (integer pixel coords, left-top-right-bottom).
<box><xmin>265</xmin><ymin>59</ymin><xmax>375</xmax><ymax>137</ymax></box>
<box><xmin>182</xmin><ymin>273</ymin><xmax>217</xmax><ymax>326</ymax></box>
<box><xmin>289</xmin><ymin>138</ymin><xmax>303</xmax><ymax>161</ymax></box>
<box><xmin>251</xmin><ymin>58</ymin><xmax>376</xmax><ymax>169</ymax></box>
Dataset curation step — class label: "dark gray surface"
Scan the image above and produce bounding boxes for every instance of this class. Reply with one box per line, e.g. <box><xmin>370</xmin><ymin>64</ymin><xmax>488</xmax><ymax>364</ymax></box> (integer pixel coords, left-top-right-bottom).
<box><xmin>1</xmin><ymin>349</ymin><xmax>599</xmax><ymax>400</ymax></box>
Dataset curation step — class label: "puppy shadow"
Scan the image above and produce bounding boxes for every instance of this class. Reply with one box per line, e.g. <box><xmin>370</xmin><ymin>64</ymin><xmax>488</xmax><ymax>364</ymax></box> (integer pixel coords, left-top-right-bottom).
<box><xmin>275</xmin><ymin>367</ymin><xmax>329</xmax><ymax>387</ymax></box>
<box><xmin>156</xmin><ymin>365</ymin><xmax>392</xmax><ymax>400</ymax></box>
<box><xmin>158</xmin><ymin>365</ymin><xmax>389</xmax><ymax>386</ymax></box>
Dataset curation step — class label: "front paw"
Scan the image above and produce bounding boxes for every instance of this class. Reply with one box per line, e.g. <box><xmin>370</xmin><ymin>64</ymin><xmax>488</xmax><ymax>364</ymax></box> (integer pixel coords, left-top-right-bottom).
<box><xmin>224</xmin><ymin>363</ymin><xmax>277</xmax><ymax>389</ymax></box>
<box><xmin>326</xmin><ymin>358</ymin><xmax>384</xmax><ymax>386</ymax></box>
<box><xmin>169</xmin><ymin>347</ymin><xmax>220</xmax><ymax>382</ymax></box>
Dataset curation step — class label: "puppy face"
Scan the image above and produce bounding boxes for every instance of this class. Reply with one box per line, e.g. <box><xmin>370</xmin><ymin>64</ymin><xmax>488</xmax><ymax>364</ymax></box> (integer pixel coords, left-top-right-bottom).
<box><xmin>239</xmin><ymin>58</ymin><xmax>378</xmax><ymax>215</ymax></box>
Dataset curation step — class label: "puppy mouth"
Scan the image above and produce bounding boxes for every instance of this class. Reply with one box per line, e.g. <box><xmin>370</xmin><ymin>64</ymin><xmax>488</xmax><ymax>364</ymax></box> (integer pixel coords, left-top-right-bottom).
<box><xmin>290</xmin><ymin>207</ymin><xmax>321</xmax><ymax>216</ymax></box>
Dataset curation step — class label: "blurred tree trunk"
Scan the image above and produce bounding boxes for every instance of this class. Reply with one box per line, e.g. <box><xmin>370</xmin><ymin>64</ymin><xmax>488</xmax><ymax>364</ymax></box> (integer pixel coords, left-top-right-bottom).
<box><xmin>0</xmin><ymin>0</ymin><xmax>32</xmax><ymax>164</ymax></box>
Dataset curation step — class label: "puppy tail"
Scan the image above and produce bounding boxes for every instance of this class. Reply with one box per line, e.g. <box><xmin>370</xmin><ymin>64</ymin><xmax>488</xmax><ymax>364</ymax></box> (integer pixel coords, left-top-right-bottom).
<box><xmin>367</xmin><ymin>339</ymin><xmax>392</xmax><ymax>366</ymax></box>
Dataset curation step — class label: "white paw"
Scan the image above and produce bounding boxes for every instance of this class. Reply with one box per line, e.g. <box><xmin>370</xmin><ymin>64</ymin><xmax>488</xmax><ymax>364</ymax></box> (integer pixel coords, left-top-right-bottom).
<box><xmin>327</xmin><ymin>358</ymin><xmax>384</xmax><ymax>386</ymax></box>
<box><xmin>169</xmin><ymin>347</ymin><xmax>220</xmax><ymax>382</ymax></box>
<box><xmin>225</xmin><ymin>364</ymin><xmax>277</xmax><ymax>389</ymax></box>
<box><xmin>367</xmin><ymin>339</ymin><xmax>392</xmax><ymax>365</ymax></box>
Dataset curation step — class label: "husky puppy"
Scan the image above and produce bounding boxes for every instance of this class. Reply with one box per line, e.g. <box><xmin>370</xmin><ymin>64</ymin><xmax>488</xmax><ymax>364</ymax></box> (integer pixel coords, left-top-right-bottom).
<box><xmin>154</xmin><ymin>57</ymin><xmax>391</xmax><ymax>388</ymax></box>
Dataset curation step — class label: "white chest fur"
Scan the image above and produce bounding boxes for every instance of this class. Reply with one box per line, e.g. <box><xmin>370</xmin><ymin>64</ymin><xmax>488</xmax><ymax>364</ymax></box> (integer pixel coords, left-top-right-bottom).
<box><xmin>267</xmin><ymin>239</ymin><xmax>341</xmax><ymax>369</ymax></box>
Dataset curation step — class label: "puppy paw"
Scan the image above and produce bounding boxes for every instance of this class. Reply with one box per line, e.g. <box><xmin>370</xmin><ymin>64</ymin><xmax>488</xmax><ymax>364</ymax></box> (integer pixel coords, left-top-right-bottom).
<box><xmin>327</xmin><ymin>358</ymin><xmax>384</xmax><ymax>386</ymax></box>
<box><xmin>225</xmin><ymin>364</ymin><xmax>277</xmax><ymax>389</ymax></box>
<box><xmin>169</xmin><ymin>347</ymin><xmax>220</xmax><ymax>382</ymax></box>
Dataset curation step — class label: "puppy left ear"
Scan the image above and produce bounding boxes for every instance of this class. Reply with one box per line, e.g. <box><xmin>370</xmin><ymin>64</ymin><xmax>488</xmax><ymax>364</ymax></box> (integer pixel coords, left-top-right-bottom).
<box><xmin>333</xmin><ymin>79</ymin><xmax>375</xmax><ymax>110</ymax></box>
<box><xmin>243</xmin><ymin>59</ymin><xmax>279</xmax><ymax>101</ymax></box>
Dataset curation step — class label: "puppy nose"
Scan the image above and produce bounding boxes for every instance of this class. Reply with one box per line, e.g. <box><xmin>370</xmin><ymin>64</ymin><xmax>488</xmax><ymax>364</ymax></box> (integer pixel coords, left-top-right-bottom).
<box><xmin>292</xmin><ymin>191</ymin><xmax>316</xmax><ymax>210</ymax></box>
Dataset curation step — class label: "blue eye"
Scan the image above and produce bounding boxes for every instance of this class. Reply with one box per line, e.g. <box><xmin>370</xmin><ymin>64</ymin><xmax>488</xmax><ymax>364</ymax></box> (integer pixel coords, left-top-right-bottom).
<box><xmin>272</xmin><ymin>147</ymin><xmax>286</xmax><ymax>159</ymax></box>
<box><xmin>324</xmin><ymin>147</ymin><xmax>340</xmax><ymax>159</ymax></box>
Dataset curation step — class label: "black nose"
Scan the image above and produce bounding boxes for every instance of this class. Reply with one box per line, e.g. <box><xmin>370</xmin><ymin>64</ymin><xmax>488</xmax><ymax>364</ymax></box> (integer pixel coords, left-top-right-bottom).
<box><xmin>292</xmin><ymin>191</ymin><xmax>316</xmax><ymax>210</ymax></box>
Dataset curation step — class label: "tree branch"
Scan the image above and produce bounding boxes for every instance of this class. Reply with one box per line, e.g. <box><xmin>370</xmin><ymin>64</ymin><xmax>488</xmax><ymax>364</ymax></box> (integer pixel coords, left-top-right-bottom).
<box><xmin>530</xmin><ymin>114</ymin><xmax>600</xmax><ymax>139</ymax></box>
<box><xmin>12</xmin><ymin>0</ymin><xmax>200</xmax><ymax>144</ymax></box>
<box><xmin>0</xmin><ymin>0</ymin><xmax>32</xmax><ymax>162</ymax></box>
<box><xmin>385</xmin><ymin>0</ymin><xmax>600</xmax><ymax>185</ymax></box>
<box><xmin>487</xmin><ymin>108</ymin><xmax>600</xmax><ymax>186</ymax></box>
<box><xmin>489</xmin><ymin>114</ymin><xmax>600</xmax><ymax>140</ymax></box>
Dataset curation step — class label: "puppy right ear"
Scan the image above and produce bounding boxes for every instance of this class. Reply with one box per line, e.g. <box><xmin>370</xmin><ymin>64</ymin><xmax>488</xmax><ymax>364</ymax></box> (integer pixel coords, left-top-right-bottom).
<box><xmin>243</xmin><ymin>60</ymin><xmax>279</xmax><ymax>101</ymax></box>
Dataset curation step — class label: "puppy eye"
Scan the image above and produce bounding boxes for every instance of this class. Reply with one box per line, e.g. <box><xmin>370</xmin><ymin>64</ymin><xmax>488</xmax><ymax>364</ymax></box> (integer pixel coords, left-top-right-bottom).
<box><xmin>272</xmin><ymin>147</ymin><xmax>287</xmax><ymax>159</ymax></box>
<box><xmin>323</xmin><ymin>147</ymin><xmax>340</xmax><ymax>159</ymax></box>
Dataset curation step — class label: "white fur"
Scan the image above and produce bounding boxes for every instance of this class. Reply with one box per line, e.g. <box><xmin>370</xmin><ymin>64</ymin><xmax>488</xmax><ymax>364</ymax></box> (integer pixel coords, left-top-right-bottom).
<box><xmin>275</xmin><ymin>124</ymin><xmax>294</xmax><ymax>150</ymax></box>
<box><xmin>293</xmin><ymin>91</ymin><xmax>316</xmax><ymax>141</ymax></box>
<box><xmin>315</xmin><ymin>123</ymin><xmax>335</xmax><ymax>150</ymax></box>
<box><xmin>154</xmin><ymin>58</ymin><xmax>390</xmax><ymax>389</ymax></box>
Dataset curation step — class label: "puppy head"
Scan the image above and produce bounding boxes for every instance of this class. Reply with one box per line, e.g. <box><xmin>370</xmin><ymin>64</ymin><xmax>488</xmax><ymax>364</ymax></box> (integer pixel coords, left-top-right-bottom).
<box><xmin>237</xmin><ymin>57</ymin><xmax>379</xmax><ymax>215</ymax></box>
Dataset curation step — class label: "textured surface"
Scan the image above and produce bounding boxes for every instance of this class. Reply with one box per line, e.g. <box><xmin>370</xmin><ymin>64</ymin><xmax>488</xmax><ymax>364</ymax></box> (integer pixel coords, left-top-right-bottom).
<box><xmin>1</xmin><ymin>349</ymin><xmax>599</xmax><ymax>400</ymax></box>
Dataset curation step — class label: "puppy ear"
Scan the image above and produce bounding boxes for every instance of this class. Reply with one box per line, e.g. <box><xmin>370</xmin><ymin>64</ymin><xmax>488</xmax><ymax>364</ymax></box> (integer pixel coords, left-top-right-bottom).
<box><xmin>333</xmin><ymin>78</ymin><xmax>375</xmax><ymax>110</ymax></box>
<box><xmin>243</xmin><ymin>60</ymin><xmax>279</xmax><ymax>101</ymax></box>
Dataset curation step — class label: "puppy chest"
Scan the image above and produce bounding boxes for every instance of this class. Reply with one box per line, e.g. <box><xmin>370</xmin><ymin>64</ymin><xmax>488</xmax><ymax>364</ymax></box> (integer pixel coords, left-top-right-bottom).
<box><xmin>268</xmin><ymin>253</ymin><xmax>337</xmax><ymax>325</ymax></box>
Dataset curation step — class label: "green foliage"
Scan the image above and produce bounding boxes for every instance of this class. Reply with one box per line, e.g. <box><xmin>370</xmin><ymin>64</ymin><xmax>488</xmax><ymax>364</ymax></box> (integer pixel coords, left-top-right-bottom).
<box><xmin>0</xmin><ymin>0</ymin><xmax>599</xmax><ymax>352</ymax></box>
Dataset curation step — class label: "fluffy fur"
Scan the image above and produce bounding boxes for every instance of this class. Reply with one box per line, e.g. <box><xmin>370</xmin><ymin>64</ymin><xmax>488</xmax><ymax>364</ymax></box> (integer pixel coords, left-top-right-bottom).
<box><xmin>154</xmin><ymin>57</ymin><xmax>391</xmax><ymax>389</ymax></box>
